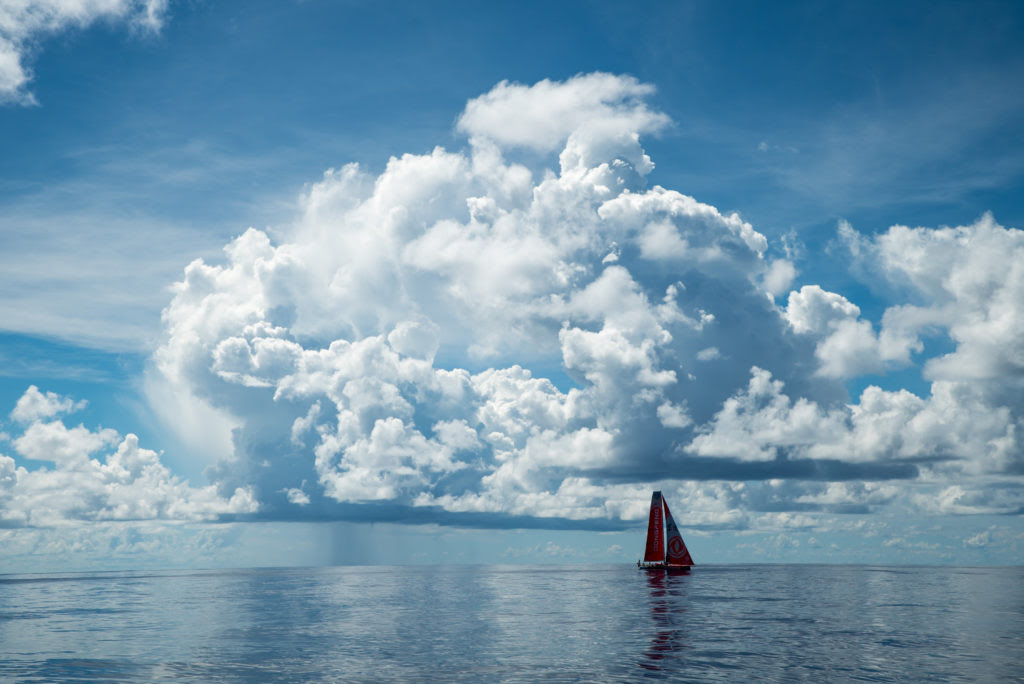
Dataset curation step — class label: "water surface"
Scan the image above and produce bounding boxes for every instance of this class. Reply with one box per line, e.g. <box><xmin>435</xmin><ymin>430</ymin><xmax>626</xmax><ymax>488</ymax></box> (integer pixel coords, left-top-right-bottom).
<box><xmin>1</xmin><ymin>564</ymin><xmax>1020</xmax><ymax>681</ymax></box>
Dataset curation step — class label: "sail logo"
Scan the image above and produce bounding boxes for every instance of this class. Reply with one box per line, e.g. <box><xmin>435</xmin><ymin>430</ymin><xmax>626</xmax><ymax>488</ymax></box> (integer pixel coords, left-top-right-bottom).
<box><xmin>668</xmin><ymin>536</ymin><xmax>685</xmax><ymax>557</ymax></box>
<box><xmin>649</xmin><ymin>507</ymin><xmax>663</xmax><ymax>552</ymax></box>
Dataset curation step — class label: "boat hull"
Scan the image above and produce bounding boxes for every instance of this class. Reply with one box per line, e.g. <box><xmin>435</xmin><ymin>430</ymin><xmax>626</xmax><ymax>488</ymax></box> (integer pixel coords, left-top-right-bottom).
<box><xmin>638</xmin><ymin>562</ymin><xmax>691</xmax><ymax>573</ymax></box>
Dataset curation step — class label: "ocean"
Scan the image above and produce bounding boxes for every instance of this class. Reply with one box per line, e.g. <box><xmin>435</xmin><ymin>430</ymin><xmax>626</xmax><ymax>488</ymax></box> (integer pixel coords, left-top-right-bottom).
<box><xmin>1</xmin><ymin>564</ymin><xmax>1021</xmax><ymax>682</ymax></box>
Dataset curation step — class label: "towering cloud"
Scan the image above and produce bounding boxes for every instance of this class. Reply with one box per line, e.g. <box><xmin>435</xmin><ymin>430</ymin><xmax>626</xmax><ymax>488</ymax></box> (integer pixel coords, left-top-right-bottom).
<box><xmin>4</xmin><ymin>74</ymin><xmax>1021</xmax><ymax>536</ymax></box>
<box><xmin>142</xmin><ymin>73</ymin><xmax>1022</xmax><ymax>529</ymax></box>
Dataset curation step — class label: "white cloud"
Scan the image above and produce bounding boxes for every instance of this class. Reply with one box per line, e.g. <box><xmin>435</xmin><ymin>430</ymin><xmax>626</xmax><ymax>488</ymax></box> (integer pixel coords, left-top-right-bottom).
<box><xmin>10</xmin><ymin>384</ymin><xmax>87</xmax><ymax>422</ymax></box>
<box><xmin>837</xmin><ymin>214</ymin><xmax>1024</xmax><ymax>385</ymax></box>
<box><xmin>14</xmin><ymin>418</ymin><xmax>119</xmax><ymax>466</ymax></box>
<box><xmin>0</xmin><ymin>209</ymin><xmax>228</xmax><ymax>351</ymax></box>
<box><xmin>0</xmin><ymin>386</ymin><xmax>256</xmax><ymax>527</ymax></box>
<box><xmin>598</xmin><ymin>185</ymin><xmax>768</xmax><ymax>256</ymax></box>
<box><xmin>696</xmin><ymin>347</ymin><xmax>720</xmax><ymax>362</ymax></box>
<box><xmin>657</xmin><ymin>401</ymin><xmax>691</xmax><ymax>429</ymax></box>
<box><xmin>795</xmin><ymin>481</ymin><xmax>900</xmax><ymax>509</ymax></box>
<box><xmin>90</xmin><ymin>74</ymin><xmax>1023</xmax><ymax>529</ymax></box>
<box><xmin>142</xmin><ymin>369</ymin><xmax>240</xmax><ymax>472</ymax></box>
<box><xmin>784</xmin><ymin>284</ymin><xmax>917</xmax><ymax>378</ymax></box>
<box><xmin>0</xmin><ymin>521</ymin><xmax>238</xmax><ymax>572</ymax></box>
<box><xmin>0</xmin><ymin>0</ymin><xmax>166</xmax><ymax>105</ymax></box>
<box><xmin>690</xmin><ymin>365</ymin><xmax>1024</xmax><ymax>487</ymax></box>
<box><xmin>964</xmin><ymin>528</ymin><xmax>992</xmax><ymax>547</ymax></box>
<box><xmin>689</xmin><ymin>367</ymin><xmax>849</xmax><ymax>462</ymax></box>
<box><xmin>873</xmin><ymin>214</ymin><xmax>1024</xmax><ymax>387</ymax></box>
<box><xmin>785</xmin><ymin>285</ymin><xmax>861</xmax><ymax>335</ymax></box>
<box><xmin>762</xmin><ymin>258</ymin><xmax>797</xmax><ymax>297</ymax></box>
<box><xmin>148</xmin><ymin>75</ymin><xmax>778</xmax><ymax>520</ymax></box>
<box><xmin>283</xmin><ymin>487</ymin><xmax>310</xmax><ymax>506</ymax></box>
<box><xmin>457</xmin><ymin>73</ymin><xmax>669</xmax><ymax>154</ymax></box>
<box><xmin>914</xmin><ymin>485</ymin><xmax>1022</xmax><ymax>516</ymax></box>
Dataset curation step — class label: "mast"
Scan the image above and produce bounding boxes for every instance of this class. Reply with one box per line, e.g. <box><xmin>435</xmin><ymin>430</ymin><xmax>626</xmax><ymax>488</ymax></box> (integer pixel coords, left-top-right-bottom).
<box><xmin>642</xmin><ymin>491</ymin><xmax>665</xmax><ymax>563</ymax></box>
<box><xmin>663</xmin><ymin>498</ymin><xmax>694</xmax><ymax>566</ymax></box>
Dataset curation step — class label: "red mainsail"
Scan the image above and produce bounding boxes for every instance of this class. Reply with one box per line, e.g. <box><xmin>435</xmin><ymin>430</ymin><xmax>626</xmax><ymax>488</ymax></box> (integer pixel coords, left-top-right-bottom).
<box><xmin>663</xmin><ymin>499</ymin><xmax>694</xmax><ymax>566</ymax></box>
<box><xmin>643</xmin><ymin>491</ymin><xmax>665</xmax><ymax>563</ymax></box>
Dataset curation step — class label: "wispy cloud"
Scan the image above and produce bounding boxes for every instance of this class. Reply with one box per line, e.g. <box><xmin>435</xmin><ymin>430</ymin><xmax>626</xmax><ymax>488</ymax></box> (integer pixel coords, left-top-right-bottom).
<box><xmin>756</xmin><ymin>64</ymin><xmax>1024</xmax><ymax>221</ymax></box>
<box><xmin>0</xmin><ymin>209</ymin><xmax>223</xmax><ymax>351</ymax></box>
<box><xmin>0</xmin><ymin>0</ymin><xmax>167</xmax><ymax>105</ymax></box>
<box><xmin>0</xmin><ymin>136</ymin><xmax>327</xmax><ymax>351</ymax></box>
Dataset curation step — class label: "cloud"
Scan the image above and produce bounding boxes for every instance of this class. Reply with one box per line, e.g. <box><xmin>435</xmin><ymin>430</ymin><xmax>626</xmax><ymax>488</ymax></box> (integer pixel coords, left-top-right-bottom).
<box><xmin>12</xmin><ymin>72</ymin><xmax>1010</xmax><ymax>535</ymax></box>
<box><xmin>841</xmin><ymin>213</ymin><xmax>1024</xmax><ymax>390</ymax></box>
<box><xmin>690</xmin><ymin>366</ymin><xmax>1022</xmax><ymax>479</ymax></box>
<box><xmin>759</xmin><ymin>63</ymin><xmax>1024</xmax><ymax>216</ymax></box>
<box><xmin>0</xmin><ymin>521</ymin><xmax>237</xmax><ymax>572</ymax></box>
<box><xmin>10</xmin><ymin>384</ymin><xmax>87</xmax><ymax>422</ymax></box>
<box><xmin>784</xmin><ymin>283</ymin><xmax>918</xmax><ymax>378</ymax></box>
<box><xmin>153</xmin><ymin>74</ymin><xmax>821</xmax><ymax>526</ymax></box>
<box><xmin>136</xmin><ymin>74</ymin><xmax>1024</xmax><ymax>530</ymax></box>
<box><xmin>0</xmin><ymin>386</ymin><xmax>256</xmax><ymax>527</ymax></box>
<box><xmin>688</xmin><ymin>367</ymin><xmax>850</xmax><ymax>463</ymax></box>
<box><xmin>964</xmin><ymin>529</ymin><xmax>991</xmax><ymax>548</ymax></box>
<box><xmin>457</xmin><ymin>73</ymin><xmax>669</xmax><ymax>158</ymax></box>
<box><xmin>0</xmin><ymin>0</ymin><xmax>166</xmax><ymax>105</ymax></box>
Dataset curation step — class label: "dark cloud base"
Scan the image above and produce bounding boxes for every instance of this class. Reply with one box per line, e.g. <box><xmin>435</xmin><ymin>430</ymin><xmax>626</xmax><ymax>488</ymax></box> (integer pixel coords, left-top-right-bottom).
<box><xmin>595</xmin><ymin>457</ymin><xmax>920</xmax><ymax>483</ymax></box>
<box><xmin>220</xmin><ymin>502</ymin><xmax>637</xmax><ymax>532</ymax></box>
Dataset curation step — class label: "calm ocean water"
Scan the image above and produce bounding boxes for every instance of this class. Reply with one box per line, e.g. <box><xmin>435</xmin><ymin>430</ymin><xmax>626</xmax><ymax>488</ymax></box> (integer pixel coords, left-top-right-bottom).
<box><xmin>0</xmin><ymin>564</ymin><xmax>1021</xmax><ymax>682</ymax></box>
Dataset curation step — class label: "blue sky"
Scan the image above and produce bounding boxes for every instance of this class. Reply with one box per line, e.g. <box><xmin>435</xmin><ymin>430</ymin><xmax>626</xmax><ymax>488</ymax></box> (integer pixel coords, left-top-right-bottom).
<box><xmin>1</xmin><ymin>0</ymin><xmax>1023</xmax><ymax>571</ymax></box>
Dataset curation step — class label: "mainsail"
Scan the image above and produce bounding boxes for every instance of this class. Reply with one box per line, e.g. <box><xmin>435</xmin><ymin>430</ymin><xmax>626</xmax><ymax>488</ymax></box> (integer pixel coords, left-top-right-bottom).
<box><xmin>662</xmin><ymin>499</ymin><xmax>694</xmax><ymax>567</ymax></box>
<box><xmin>642</xmin><ymin>491</ymin><xmax>665</xmax><ymax>563</ymax></box>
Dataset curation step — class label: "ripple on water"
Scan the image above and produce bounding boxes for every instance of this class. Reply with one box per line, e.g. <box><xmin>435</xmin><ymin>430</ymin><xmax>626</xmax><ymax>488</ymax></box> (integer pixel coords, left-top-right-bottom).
<box><xmin>0</xmin><ymin>564</ymin><xmax>1020</xmax><ymax>682</ymax></box>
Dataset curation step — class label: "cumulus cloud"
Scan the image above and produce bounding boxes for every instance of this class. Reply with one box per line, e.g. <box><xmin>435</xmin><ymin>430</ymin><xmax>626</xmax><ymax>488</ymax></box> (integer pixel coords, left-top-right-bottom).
<box><xmin>10</xmin><ymin>384</ymin><xmax>87</xmax><ymax>422</ymax></box>
<box><xmin>690</xmin><ymin>367</ymin><xmax>1021</xmax><ymax>477</ymax></box>
<box><xmin>841</xmin><ymin>213</ymin><xmax>1024</xmax><ymax>389</ymax></box>
<box><xmin>457</xmin><ymin>72</ymin><xmax>669</xmax><ymax>157</ymax></box>
<box><xmin>117</xmin><ymin>74</ymin><xmax>1020</xmax><ymax>532</ymax></box>
<box><xmin>0</xmin><ymin>386</ymin><xmax>256</xmax><ymax>527</ymax></box>
<box><xmin>784</xmin><ymin>284</ymin><xmax>917</xmax><ymax>378</ymax></box>
<box><xmin>0</xmin><ymin>0</ymin><xmax>166</xmax><ymax>105</ymax></box>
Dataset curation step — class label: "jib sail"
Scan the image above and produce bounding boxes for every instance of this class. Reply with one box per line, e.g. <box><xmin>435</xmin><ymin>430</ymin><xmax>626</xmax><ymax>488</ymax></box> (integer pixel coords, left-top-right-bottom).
<box><xmin>663</xmin><ymin>499</ymin><xmax>694</xmax><ymax>566</ymax></box>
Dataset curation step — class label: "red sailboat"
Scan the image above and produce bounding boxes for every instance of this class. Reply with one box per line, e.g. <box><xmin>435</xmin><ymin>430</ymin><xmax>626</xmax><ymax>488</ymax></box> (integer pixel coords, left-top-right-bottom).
<box><xmin>638</xmin><ymin>491</ymin><xmax>694</xmax><ymax>571</ymax></box>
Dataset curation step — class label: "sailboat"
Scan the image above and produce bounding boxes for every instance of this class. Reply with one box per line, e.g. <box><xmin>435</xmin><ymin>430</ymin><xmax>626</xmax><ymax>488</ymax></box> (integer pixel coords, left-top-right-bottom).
<box><xmin>638</xmin><ymin>490</ymin><xmax>694</xmax><ymax>571</ymax></box>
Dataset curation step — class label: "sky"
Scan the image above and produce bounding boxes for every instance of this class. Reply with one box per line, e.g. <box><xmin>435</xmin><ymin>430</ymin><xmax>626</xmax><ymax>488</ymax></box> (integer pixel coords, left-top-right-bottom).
<box><xmin>1</xmin><ymin>0</ymin><xmax>1023</xmax><ymax>572</ymax></box>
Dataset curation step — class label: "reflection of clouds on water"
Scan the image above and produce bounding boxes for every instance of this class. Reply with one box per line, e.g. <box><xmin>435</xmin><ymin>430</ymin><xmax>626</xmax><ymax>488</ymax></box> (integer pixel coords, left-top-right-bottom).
<box><xmin>640</xmin><ymin>570</ymin><xmax>691</xmax><ymax>671</ymax></box>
